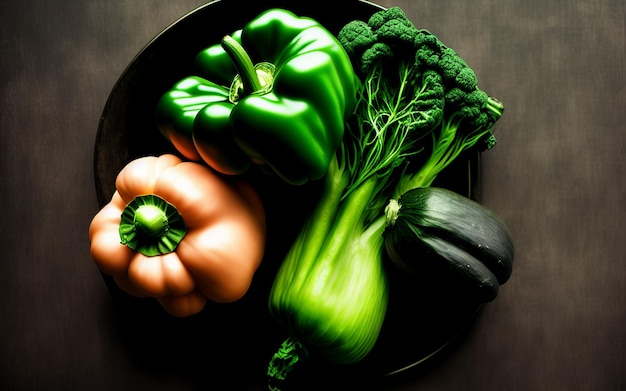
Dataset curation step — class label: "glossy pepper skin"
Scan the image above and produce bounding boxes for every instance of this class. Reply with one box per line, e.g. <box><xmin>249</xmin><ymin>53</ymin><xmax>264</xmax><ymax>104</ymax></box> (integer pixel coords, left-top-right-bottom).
<box><xmin>156</xmin><ymin>8</ymin><xmax>359</xmax><ymax>185</ymax></box>
<box><xmin>89</xmin><ymin>154</ymin><xmax>266</xmax><ymax>317</ymax></box>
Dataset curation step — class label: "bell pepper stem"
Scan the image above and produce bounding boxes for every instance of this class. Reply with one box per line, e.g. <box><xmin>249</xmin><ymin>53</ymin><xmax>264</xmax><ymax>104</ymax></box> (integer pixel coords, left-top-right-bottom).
<box><xmin>133</xmin><ymin>204</ymin><xmax>169</xmax><ymax>238</ymax></box>
<box><xmin>221</xmin><ymin>35</ymin><xmax>264</xmax><ymax>96</ymax></box>
<box><xmin>119</xmin><ymin>194</ymin><xmax>187</xmax><ymax>257</ymax></box>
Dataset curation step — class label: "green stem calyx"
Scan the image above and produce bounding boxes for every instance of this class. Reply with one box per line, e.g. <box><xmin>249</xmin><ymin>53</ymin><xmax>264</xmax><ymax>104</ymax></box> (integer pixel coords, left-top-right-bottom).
<box><xmin>221</xmin><ymin>35</ymin><xmax>275</xmax><ymax>103</ymax></box>
<box><xmin>119</xmin><ymin>194</ymin><xmax>187</xmax><ymax>257</ymax></box>
<box><xmin>133</xmin><ymin>204</ymin><xmax>168</xmax><ymax>238</ymax></box>
<box><xmin>384</xmin><ymin>198</ymin><xmax>401</xmax><ymax>227</ymax></box>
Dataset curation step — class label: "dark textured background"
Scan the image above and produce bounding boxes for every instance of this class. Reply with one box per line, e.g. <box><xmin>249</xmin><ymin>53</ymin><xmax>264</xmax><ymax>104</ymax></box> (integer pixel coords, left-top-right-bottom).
<box><xmin>1</xmin><ymin>0</ymin><xmax>624</xmax><ymax>390</ymax></box>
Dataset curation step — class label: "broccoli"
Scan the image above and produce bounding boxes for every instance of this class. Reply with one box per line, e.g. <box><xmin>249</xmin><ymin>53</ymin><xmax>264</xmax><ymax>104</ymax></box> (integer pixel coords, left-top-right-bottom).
<box><xmin>338</xmin><ymin>6</ymin><xmax>504</xmax><ymax>196</ymax></box>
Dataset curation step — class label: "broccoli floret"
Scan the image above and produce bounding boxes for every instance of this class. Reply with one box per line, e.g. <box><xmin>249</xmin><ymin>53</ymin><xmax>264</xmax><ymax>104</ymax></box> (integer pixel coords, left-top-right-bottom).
<box><xmin>414</xmin><ymin>29</ymin><xmax>443</xmax><ymax>50</ymax></box>
<box><xmin>370</xmin><ymin>7</ymin><xmax>418</xmax><ymax>47</ymax></box>
<box><xmin>339</xmin><ymin>7</ymin><xmax>419</xmax><ymax>76</ymax></box>
<box><xmin>377</xmin><ymin>18</ymin><xmax>418</xmax><ymax>47</ymax></box>
<box><xmin>336</xmin><ymin>20</ymin><xmax>376</xmax><ymax>60</ymax></box>
<box><xmin>414</xmin><ymin>35</ymin><xmax>478</xmax><ymax>93</ymax></box>
<box><xmin>367</xmin><ymin>6</ymin><xmax>413</xmax><ymax>30</ymax></box>
<box><xmin>442</xmin><ymin>87</ymin><xmax>503</xmax><ymax>151</ymax></box>
<box><xmin>360</xmin><ymin>42</ymin><xmax>394</xmax><ymax>76</ymax></box>
<box><xmin>341</xmin><ymin>6</ymin><xmax>484</xmax><ymax>96</ymax></box>
<box><xmin>438</xmin><ymin>48</ymin><xmax>478</xmax><ymax>91</ymax></box>
<box><xmin>445</xmin><ymin>88</ymin><xmax>485</xmax><ymax>116</ymax></box>
<box><xmin>414</xmin><ymin>30</ymin><xmax>443</xmax><ymax>67</ymax></box>
<box><xmin>338</xmin><ymin>6</ymin><xmax>505</xmax><ymax>196</ymax></box>
<box><xmin>410</xmin><ymin>17</ymin><xmax>504</xmax><ymax>155</ymax></box>
<box><xmin>344</xmin><ymin>7</ymin><xmax>446</xmax><ymax>130</ymax></box>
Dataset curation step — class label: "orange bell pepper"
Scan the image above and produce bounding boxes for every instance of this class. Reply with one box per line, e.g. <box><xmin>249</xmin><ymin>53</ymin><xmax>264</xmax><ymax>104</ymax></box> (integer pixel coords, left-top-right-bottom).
<box><xmin>89</xmin><ymin>154</ymin><xmax>266</xmax><ymax>317</ymax></box>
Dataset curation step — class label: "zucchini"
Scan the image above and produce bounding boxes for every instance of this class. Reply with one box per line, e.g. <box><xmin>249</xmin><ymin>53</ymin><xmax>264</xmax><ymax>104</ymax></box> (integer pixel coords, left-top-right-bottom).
<box><xmin>384</xmin><ymin>187</ymin><xmax>514</xmax><ymax>303</ymax></box>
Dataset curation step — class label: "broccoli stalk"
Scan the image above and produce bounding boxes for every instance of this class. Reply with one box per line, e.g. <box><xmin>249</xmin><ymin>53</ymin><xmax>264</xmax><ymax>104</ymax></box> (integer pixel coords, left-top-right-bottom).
<box><xmin>394</xmin><ymin>93</ymin><xmax>504</xmax><ymax>196</ymax></box>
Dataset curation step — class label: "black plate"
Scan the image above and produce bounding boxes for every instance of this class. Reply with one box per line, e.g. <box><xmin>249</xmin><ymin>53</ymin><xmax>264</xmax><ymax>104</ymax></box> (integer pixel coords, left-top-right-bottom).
<box><xmin>93</xmin><ymin>1</ymin><xmax>482</xmax><ymax>389</ymax></box>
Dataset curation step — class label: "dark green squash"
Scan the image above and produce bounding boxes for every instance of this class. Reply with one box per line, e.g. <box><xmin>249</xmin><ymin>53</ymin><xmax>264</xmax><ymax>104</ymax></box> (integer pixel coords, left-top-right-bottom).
<box><xmin>384</xmin><ymin>187</ymin><xmax>514</xmax><ymax>303</ymax></box>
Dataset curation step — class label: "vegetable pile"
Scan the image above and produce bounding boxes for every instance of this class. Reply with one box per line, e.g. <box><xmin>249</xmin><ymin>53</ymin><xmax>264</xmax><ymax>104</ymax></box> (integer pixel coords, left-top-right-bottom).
<box><xmin>89</xmin><ymin>6</ymin><xmax>514</xmax><ymax>390</ymax></box>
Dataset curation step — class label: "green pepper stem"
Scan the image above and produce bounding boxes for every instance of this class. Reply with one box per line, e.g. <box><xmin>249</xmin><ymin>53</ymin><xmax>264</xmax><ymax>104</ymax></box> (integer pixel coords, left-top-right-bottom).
<box><xmin>221</xmin><ymin>35</ymin><xmax>264</xmax><ymax>95</ymax></box>
<box><xmin>119</xmin><ymin>194</ymin><xmax>187</xmax><ymax>257</ymax></box>
<box><xmin>133</xmin><ymin>204</ymin><xmax>168</xmax><ymax>239</ymax></box>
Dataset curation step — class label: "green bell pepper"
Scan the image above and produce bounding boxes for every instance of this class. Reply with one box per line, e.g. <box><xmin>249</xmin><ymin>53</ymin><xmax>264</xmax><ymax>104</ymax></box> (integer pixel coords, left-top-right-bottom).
<box><xmin>156</xmin><ymin>8</ymin><xmax>359</xmax><ymax>185</ymax></box>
